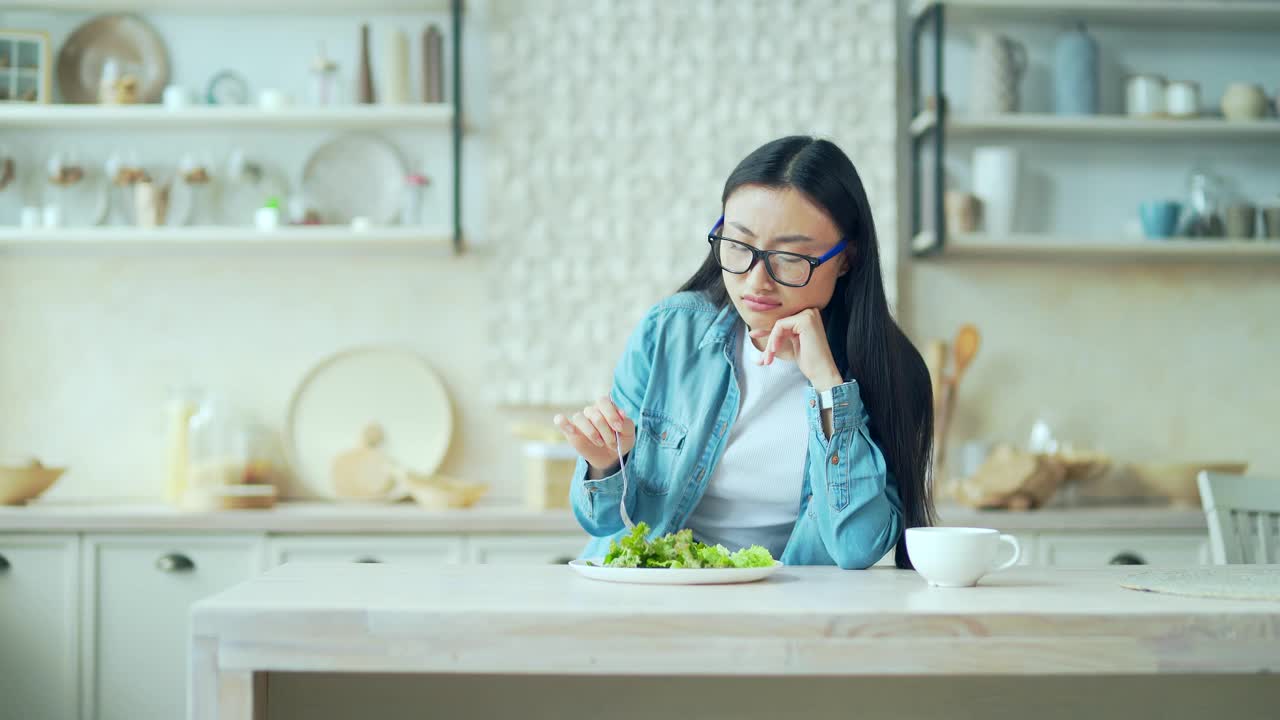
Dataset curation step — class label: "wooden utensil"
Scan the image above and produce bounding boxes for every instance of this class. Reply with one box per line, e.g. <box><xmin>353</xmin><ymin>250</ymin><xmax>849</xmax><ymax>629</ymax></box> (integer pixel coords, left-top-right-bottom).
<box><xmin>331</xmin><ymin>423</ymin><xmax>401</xmax><ymax>500</ymax></box>
<box><xmin>924</xmin><ymin>339</ymin><xmax>947</xmax><ymax>420</ymax></box>
<box><xmin>952</xmin><ymin>324</ymin><xmax>980</xmax><ymax>383</ymax></box>
<box><xmin>933</xmin><ymin>324</ymin><xmax>981</xmax><ymax>479</ymax></box>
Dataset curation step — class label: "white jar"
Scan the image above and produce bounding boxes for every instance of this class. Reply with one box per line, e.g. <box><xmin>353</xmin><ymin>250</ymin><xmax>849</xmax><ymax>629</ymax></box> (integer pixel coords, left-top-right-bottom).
<box><xmin>1221</xmin><ymin>82</ymin><xmax>1267</xmax><ymax>121</ymax></box>
<box><xmin>1165</xmin><ymin>80</ymin><xmax>1200</xmax><ymax>118</ymax></box>
<box><xmin>1126</xmin><ymin>74</ymin><xmax>1166</xmax><ymax>116</ymax></box>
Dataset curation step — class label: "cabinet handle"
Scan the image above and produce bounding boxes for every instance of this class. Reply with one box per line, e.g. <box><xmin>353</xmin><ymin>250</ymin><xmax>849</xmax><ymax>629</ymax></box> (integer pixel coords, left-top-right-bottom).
<box><xmin>354</xmin><ymin>556</ymin><xmax>382</xmax><ymax>564</ymax></box>
<box><xmin>1108</xmin><ymin>552</ymin><xmax>1146</xmax><ymax>566</ymax></box>
<box><xmin>155</xmin><ymin>553</ymin><xmax>196</xmax><ymax>573</ymax></box>
<box><xmin>0</xmin><ymin>554</ymin><xmax>9</xmax><ymax>573</ymax></box>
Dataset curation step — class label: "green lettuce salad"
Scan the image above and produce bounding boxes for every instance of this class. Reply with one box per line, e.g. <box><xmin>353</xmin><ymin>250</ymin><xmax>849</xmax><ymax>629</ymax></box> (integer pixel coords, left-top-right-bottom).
<box><xmin>599</xmin><ymin>522</ymin><xmax>775</xmax><ymax>569</ymax></box>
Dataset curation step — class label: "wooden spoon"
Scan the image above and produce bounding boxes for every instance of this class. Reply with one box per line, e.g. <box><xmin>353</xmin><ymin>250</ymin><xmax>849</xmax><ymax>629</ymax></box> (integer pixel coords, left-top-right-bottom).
<box><xmin>951</xmin><ymin>324</ymin><xmax>981</xmax><ymax>384</ymax></box>
<box><xmin>934</xmin><ymin>324</ymin><xmax>981</xmax><ymax>479</ymax></box>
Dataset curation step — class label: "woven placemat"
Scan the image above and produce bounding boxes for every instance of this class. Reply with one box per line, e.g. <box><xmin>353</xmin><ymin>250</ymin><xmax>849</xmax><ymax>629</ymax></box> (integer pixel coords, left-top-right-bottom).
<box><xmin>1121</xmin><ymin>567</ymin><xmax>1280</xmax><ymax>601</ymax></box>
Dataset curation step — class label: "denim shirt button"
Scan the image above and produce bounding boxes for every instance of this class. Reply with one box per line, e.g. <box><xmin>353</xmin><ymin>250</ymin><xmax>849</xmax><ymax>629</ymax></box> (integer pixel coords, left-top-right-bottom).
<box><xmin>809</xmin><ymin>399</ymin><xmax>816</xmax><ymax>408</ymax></box>
<box><xmin>830</xmin><ymin>454</ymin><xmax>839</xmax><ymax>465</ymax></box>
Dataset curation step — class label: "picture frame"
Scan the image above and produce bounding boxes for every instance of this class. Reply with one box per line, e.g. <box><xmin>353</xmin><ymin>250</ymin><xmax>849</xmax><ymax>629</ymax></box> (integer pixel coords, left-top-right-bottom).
<box><xmin>0</xmin><ymin>29</ymin><xmax>53</xmax><ymax>104</ymax></box>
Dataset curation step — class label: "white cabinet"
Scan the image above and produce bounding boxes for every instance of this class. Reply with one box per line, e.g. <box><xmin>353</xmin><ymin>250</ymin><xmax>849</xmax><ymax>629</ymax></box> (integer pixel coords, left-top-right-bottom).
<box><xmin>467</xmin><ymin>534</ymin><xmax>586</xmax><ymax>565</ymax></box>
<box><xmin>267</xmin><ymin>535</ymin><xmax>464</xmax><ymax>566</ymax></box>
<box><xmin>81</xmin><ymin>535</ymin><xmax>264</xmax><ymax>720</ymax></box>
<box><xmin>0</xmin><ymin>518</ymin><xmax>1214</xmax><ymax>720</ymax></box>
<box><xmin>0</xmin><ymin>535</ymin><xmax>80</xmax><ymax>720</ymax></box>
<box><xmin>1035</xmin><ymin>532</ymin><xmax>1210</xmax><ymax>567</ymax></box>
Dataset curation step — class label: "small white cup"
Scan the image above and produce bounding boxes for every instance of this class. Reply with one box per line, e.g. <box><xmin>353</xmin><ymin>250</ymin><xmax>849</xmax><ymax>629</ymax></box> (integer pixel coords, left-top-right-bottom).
<box><xmin>20</xmin><ymin>206</ymin><xmax>40</xmax><ymax>229</ymax></box>
<box><xmin>257</xmin><ymin>89</ymin><xmax>289</xmax><ymax>111</ymax></box>
<box><xmin>906</xmin><ymin>527</ymin><xmax>1021</xmax><ymax>587</ymax></box>
<box><xmin>254</xmin><ymin>206</ymin><xmax>280</xmax><ymax>231</ymax></box>
<box><xmin>163</xmin><ymin>85</ymin><xmax>191</xmax><ymax>110</ymax></box>
<box><xmin>42</xmin><ymin>204</ymin><xmax>62</xmax><ymax>228</ymax></box>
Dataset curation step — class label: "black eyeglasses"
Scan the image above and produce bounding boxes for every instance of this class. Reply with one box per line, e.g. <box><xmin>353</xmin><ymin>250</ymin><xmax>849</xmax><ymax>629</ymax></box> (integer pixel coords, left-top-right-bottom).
<box><xmin>706</xmin><ymin>215</ymin><xmax>848</xmax><ymax>288</ymax></box>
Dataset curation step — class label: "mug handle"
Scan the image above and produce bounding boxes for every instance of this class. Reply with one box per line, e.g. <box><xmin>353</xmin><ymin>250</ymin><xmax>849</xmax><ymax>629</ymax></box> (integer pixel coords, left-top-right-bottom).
<box><xmin>992</xmin><ymin>534</ymin><xmax>1022</xmax><ymax>572</ymax></box>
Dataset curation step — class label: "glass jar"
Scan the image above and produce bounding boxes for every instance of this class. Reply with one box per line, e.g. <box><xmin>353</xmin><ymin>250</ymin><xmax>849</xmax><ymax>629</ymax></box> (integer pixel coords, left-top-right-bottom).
<box><xmin>400</xmin><ymin>173</ymin><xmax>429</xmax><ymax>226</ymax></box>
<box><xmin>177</xmin><ymin>151</ymin><xmax>216</xmax><ymax>226</ymax></box>
<box><xmin>186</xmin><ymin>393</ymin><xmax>247</xmax><ymax>490</ymax></box>
<box><xmin>1177</xmin><ymin>170</ymin><xmax>1225</xmax><ymax>238</ymax></box>
<box><xmin>104</xmin><ymin>148</ymin><xmax>144</xmax><ymax>225</ymax></box>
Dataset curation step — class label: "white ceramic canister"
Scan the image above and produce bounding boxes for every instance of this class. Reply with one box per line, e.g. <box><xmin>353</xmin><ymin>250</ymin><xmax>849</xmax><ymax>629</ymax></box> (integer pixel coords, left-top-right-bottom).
<box><xmin>1126</xmin><ymin>74</ymin><xmax>1166</xmax><ymax>116</ymax></box>
<box><xmin>1165</xmin><ymin>80</ymin><xmax>1200</xmax><ymax>118</ymax></box>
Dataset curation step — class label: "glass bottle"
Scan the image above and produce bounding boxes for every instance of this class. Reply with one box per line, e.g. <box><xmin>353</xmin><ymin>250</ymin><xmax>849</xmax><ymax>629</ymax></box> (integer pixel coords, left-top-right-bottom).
<box><xmin>309</xmin><ymin>42</ymin><xmax>339</xmax><ymax>106</ymax></box>
<box><xmin>164</xmin><ymin>387</ymin><xmax>203</xmax><ymax>505</ymax></box>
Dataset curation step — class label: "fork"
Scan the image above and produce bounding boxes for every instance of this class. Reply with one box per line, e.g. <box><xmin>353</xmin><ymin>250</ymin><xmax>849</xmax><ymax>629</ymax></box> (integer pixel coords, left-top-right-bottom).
<box><xmin>615</xmin><ymin>430</ymin><xmax>635</xmax><ymax>530</ymax></box>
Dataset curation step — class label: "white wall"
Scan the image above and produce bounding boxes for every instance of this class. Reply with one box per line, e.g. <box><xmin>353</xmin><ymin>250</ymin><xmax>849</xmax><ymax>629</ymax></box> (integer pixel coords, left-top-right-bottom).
<box><xmin>1</xmin><ymin>0</ymin><xmax>901</xmax><ymax>502</ymax></box>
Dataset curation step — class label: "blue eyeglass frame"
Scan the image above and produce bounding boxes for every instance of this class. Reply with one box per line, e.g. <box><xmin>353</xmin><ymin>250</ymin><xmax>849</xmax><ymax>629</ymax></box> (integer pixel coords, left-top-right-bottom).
<box><xmin>706</xmin><ymin>214</ymin><xmax>848</xmax><ymax>288</ymax></box>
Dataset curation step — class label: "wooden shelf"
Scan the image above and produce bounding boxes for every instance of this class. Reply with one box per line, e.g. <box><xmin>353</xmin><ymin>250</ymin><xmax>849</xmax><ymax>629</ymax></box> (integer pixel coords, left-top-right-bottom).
<box><xmin>0</xmin><ymin>104</ymin><xmax>454</xmax><ymax>130</ymax></box>
<box><xmin>911</xmin><ymin>112</ymin><xmax>1280</xmax><ymax>140</ymax></box>
<box><xmin>910</xmin><ymin>0</ymin><xmax>1280</xmax><ymax>30</ymax></box>
<box><xmin>7</xmin><ymin>0</ymin><xmax>453</xmax><ymax>12</ymax></box>
<box><xmin>912</xmin><ymin>232</ymin><xmax>1280</xmax><ymax>260</ymax></box>
<box><xmin>0</xmin><ymin>226</ymin><xmax>455</xmax><ymax>253</ymax></box>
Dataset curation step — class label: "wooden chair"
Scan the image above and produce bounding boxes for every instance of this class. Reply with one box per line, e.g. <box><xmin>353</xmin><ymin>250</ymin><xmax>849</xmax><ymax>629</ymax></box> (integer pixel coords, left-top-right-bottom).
<box><xmin>1197</xmin><ymin>471</ymin><xmax>1280</xmax><ymax>564</ymax></box>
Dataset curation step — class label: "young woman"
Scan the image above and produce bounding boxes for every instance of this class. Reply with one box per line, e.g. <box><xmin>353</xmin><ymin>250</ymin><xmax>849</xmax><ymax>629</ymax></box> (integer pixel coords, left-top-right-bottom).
<box><xmin>554</xmin><ymin>136</ymin><xmax>935</xmax><ymax>569</ymax></box>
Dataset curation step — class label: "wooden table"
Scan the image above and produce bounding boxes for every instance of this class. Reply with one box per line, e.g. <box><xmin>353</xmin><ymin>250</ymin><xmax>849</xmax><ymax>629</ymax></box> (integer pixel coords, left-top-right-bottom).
<box><xmin>190</xmin><ymin>563</ymin><xmax>1280</xmax><ymax>720</ymax></box>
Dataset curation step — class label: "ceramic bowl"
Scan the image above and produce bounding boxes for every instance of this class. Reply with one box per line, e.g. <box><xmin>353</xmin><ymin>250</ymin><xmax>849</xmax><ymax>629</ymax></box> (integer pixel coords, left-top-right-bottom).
<box><xmin>0</xmin><ymin>459</ymin><xmax>67</xmax><ymax>505</ymax></box>
<box><xmin>405</xmin><ymin>473</ymin><xmax>488</xmax><ymax>510</ymax></box>
<box><xmin>1129</xmin><ymin>461</ymin><xmax>1248</xmax><ymax>506</ymax></box>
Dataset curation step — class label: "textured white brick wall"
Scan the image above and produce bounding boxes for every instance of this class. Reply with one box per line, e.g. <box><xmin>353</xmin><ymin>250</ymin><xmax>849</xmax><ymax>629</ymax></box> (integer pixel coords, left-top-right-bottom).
<box><xmin>487</xmin><ymin>0</ymin><xmax>899</xmax><ymax>407</ymax></box>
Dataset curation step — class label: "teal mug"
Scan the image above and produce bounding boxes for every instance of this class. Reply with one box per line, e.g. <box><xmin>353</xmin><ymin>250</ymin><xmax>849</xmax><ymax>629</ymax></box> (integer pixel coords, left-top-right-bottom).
<box><xmin>1139</xmin><ymin>200</ymin><xmax>1182</xmax><ymax>239</ymax></box>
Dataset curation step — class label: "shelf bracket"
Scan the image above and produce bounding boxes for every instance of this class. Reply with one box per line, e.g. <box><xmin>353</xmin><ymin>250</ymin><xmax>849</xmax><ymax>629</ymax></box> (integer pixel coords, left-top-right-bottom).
<box><xmin>910</xmin><ymin>3</ymin><xmax>945</xmax><ymax>258</ymax></box>
<box><xmin>451</xmin><ymin>0</ymin><xmax>464</xmax><ymax>255</ymax></box>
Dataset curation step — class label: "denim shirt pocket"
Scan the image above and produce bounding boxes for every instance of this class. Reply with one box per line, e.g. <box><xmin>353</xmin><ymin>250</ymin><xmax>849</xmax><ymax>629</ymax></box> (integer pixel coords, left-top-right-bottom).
<box><xmin>632</xmin><ymin>411</ymin><xmax>688</xmax><ymax>496</ymax></box>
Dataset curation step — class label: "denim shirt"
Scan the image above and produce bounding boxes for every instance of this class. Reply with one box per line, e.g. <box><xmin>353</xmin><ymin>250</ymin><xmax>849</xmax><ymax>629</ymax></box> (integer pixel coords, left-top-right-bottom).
<box><xmin>570</xmin><ymin>291</ymin><xmax>903</xmax><ymax>569</ymax></box>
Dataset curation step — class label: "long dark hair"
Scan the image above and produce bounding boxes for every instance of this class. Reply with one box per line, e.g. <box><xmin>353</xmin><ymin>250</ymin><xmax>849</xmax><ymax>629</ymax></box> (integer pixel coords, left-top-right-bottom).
<box><xmin>678</xmin><ymin>136</ymin><xmax>935</xmax><ymax>569</ymax></box>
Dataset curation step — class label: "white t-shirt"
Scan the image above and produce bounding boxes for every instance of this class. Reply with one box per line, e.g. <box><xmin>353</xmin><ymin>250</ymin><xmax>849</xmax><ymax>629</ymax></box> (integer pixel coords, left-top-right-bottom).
<box><xmin>685</xmin><ymin>325</ymin><xmax>808</xmax><ymax>558</ymax></box>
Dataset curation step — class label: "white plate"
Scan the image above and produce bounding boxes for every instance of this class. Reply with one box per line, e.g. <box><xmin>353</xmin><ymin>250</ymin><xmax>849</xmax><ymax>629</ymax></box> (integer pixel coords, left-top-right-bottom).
<box><xmin>302</xmin><ymin>133</ymin><xmax>406</xmax><ymax>225</ymax></box>
<box><xmin>285</xmin><ymin>346</ymin><xmax>453</xmax><ymax>501</ymax></box>
<box><xmin>568</xmin><ymin>559</ymin><xmax>784</xmax><ymax>585</ymax></box>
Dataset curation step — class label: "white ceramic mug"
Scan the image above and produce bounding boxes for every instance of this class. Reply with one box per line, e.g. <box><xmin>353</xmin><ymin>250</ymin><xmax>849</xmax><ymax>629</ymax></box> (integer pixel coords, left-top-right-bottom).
<box><xmin>906</xmin><ymin>527</ymin><xmax>1021</xmax><ymax>587</ymax></box>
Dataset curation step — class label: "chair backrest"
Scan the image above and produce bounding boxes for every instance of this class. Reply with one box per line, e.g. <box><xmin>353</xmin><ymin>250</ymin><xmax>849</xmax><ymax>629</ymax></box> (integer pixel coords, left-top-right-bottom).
<box><xmin>1197</xmin><ymin>471</ymin><xmax>1280</xmax><ymax>564</ymax></box>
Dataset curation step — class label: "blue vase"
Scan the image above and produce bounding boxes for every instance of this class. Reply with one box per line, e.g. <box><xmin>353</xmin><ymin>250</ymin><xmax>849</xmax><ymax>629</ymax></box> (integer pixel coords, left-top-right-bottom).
<box><xmin>1054</xmin><ymin>22</ymin><xmax>1098</xmax><ymax>115</ymax></box>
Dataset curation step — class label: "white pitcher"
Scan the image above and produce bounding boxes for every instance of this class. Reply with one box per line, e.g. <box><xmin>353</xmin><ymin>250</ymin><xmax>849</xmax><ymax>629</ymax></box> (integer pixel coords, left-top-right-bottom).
<box><xmin>972</xmin><ymin>146</ymin><xmax>1020</xmax><ymax>236</ymax></box>
<box><xmin>970</xmin><ymin>31</ymin><xmax>1027</xmax><ymax>114</ymax></box>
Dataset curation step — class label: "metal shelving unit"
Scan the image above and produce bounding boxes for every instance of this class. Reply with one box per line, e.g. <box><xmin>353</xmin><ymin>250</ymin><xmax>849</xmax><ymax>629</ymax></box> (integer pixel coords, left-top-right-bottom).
<box><xmin>908</xmin><ymin>0</ymin><xmax>1280</xmax><ymax>260</ymax></box>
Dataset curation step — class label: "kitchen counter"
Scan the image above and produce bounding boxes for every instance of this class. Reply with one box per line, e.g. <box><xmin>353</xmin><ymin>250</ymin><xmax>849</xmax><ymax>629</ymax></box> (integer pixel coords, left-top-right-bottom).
<box><xmin>0</xmin><ymin>499</ymin><xmax>1207</xmax><ymax>533</ymax></box>
<box><xmin>190</xmin><ymin>563</ymin><xmax>1280</xmax><ymax>720</ymax></box>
